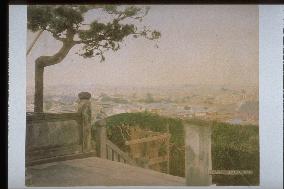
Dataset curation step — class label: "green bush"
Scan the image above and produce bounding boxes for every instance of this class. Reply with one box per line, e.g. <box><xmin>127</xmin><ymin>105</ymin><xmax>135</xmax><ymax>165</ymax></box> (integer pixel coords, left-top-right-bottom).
<box><xmin>93</xmin><ymin>111</ymin><xmax>185</xmax><ymax>176</ymax></box>
<box><xmin>211</xmin><ymin>122</ymin><xmax>259</xmax><ymax>186</ymax></box>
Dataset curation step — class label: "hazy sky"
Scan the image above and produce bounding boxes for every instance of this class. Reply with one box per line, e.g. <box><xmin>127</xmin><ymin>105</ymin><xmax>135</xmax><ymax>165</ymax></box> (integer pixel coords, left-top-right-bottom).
<box><xmin>27</xmin><ymin>5</ymin><xmax>258</xmax><ymax>90</ymax></box>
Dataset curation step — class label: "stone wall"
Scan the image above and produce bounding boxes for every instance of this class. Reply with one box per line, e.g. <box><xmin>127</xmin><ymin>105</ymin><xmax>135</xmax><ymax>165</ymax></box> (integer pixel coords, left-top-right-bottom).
<box><xmin>26</xmin><ymin>92</ymin><xmax>93</xmax><ymax>165</ymax></box>
<box><xmin>27</xmin><ymin>119</ymin><xmax>81</xmax><ymax>149</ymax></box>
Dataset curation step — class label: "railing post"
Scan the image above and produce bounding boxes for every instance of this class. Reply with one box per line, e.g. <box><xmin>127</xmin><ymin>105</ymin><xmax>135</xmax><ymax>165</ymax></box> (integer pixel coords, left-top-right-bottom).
<box><xmin>78</xmin><ymin>92</ymin><xmax>92</xmax><ymax>152</ymax></box>
<box><xmin>184</xmin><ymin>123</ymin><xmax>212</xmax><ymax>186</ymax></box>
<box><xmin>96</xmin><ymin>119</ymin><xmax>107</xmax><ymax>159</ymax></box>
<box><xmin>166</xmin><ymin>124</ymin><xmax>170</xmax><ymax>174</ymax></box>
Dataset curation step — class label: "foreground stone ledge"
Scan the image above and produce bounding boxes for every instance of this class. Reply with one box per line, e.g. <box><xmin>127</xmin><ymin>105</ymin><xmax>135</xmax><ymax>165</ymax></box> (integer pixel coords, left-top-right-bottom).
<box><xmin>27</xmin><ymin>156</ymin><xmax>185</xmax><ymax>186</ymax></box>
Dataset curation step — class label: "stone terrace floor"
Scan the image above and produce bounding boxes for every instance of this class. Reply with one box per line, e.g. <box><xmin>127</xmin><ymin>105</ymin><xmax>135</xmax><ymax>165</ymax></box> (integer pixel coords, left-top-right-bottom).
<box><xmin>28</xmin><ymin>157</ymin><xmax>186</xmax><ymax>186</ymax></box>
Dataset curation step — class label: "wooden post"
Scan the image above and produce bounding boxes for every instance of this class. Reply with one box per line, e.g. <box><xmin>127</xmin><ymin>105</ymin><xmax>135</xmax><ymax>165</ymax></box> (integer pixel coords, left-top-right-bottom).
<box><xmin>184</xmin><ymin>123</ymin><xmax>212</xmax><ymax>186</ymax></box>
<box><xmin>166</xmin><ymin>124</ymin><xmax>170</xmax><ymax>174</ymax></box>
<box><xmin>27</xmin><ymin>30</ymin><xmax>43</xmax><ymax>56</ymax></box>
<box><xmin>96</xmin><ymin>119</ymin><xmax>107</xmax><ymax>159</ymax></box>
<box><xmin>78</xmin><ymin>92</ymin><xmax>92</xmax><ymax>152</ymax></box>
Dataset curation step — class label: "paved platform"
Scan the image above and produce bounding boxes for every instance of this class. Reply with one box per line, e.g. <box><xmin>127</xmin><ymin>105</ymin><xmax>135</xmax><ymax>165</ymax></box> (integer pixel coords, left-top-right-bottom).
<box><xmin>28</xmin><ymin>157</ymin><xmax>185</xmax><ymax>186</ymax></box>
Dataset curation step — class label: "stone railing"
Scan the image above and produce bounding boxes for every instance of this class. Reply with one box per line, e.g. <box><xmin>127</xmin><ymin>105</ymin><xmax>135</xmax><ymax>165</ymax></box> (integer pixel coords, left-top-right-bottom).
<box><xmin>95</xmin><ymin>119</ymin><xmax>213</xmax><ymax>186</ymax></box>
<box><xmin>26</xmin><ymin>91</ymin><xmax>213</xmax><ymax>186</ymax></box>
<box><xmin>26</xmin><ymin>92</ymin><xmax>94</xmax><ymax>166</ymax></box>
<box><xmin>95</xmin><ymin>119</ymin><xmax>136</xmax><ymax>165</ymax></box>
<box><xmin>184</xmin><ymin>123</ymin><xmax>212</xmax><ymax>186</ymax></box>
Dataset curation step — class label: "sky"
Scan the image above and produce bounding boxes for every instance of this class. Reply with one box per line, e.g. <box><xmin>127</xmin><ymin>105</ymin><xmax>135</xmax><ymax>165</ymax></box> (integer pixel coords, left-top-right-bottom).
<box><xmin>27</xmin><ymin>5</ymin><xmax>258</xmax><ymax>90</ymax></box>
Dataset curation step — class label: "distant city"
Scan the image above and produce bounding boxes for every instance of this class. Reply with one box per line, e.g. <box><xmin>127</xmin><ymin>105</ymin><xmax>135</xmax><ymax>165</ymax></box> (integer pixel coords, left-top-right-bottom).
<box><xmin>27</xmin><ymin>84</ymin><xmax>259</xmax><ymax>125</ymax></box>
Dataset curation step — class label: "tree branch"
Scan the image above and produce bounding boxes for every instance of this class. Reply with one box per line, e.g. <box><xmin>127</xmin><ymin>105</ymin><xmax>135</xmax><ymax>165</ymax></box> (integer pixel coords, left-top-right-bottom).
<box><xmin>45</xmin><ymin>28</ymin><xmax>65</xmax><ymax>41</ymax></box>
<box><xmin>36</xmin><ymin>30</ymin><xmax>76</xmax><ymax>67</ymax></box>
<box><xmin>74</xmin><ymin>40</ymin><xmax>83</xmax><ymax>44</ymax></box>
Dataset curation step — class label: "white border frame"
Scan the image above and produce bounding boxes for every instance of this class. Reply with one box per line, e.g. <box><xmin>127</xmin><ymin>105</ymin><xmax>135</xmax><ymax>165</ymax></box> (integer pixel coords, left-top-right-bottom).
<box><xmin>8</xmin><ymin>5</ymin><xmax>283</xmax><ymax>189</ymax></box>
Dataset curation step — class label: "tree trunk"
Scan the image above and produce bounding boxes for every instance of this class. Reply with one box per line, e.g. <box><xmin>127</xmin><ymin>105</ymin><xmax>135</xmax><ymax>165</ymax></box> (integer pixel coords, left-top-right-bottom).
<box><xmin>34</xmin><ymin>64</ymin><xmax>44</xmax><ymax>112</ymax></box>
<box><xmin>33</xmin><ymin>34</ymin><xmax>76</xmax><ymax>112</ymax></box>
